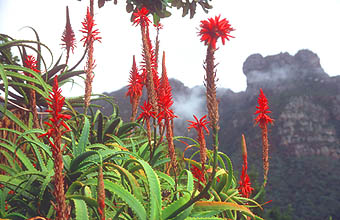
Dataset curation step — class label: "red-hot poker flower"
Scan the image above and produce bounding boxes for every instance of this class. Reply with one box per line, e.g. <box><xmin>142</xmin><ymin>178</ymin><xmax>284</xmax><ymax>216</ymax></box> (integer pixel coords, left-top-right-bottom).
<box><xmin>126</xmin><ymin>56</ymin><xmax>143</xmax><ymax>101</ymax></box>
<box><xmin>188</xmin><ymin>115</ymin><xmax>210</xmax><ymax>176</ymax></box>
<box><xmin>238</xmin><ymin>134</ymin><xmax>254</xmax><ymax>198</ymax></box>
<box><xmin>187</xmin><ymin>115</ymin><xmax>210</xmax><ymax>135</ymax></box>
<box><xmin>97</xmin><ymin>165</ymin><xmax>106</xmax><ymax>220</ymax></box>
<box><xmin>39</xmin><ymin>76</ymin><xmax>71</xmax><ymax>148</ymax></box>
<box><xmin>137</xmin><ymin>101</ymin><xmax>156</xmax><ymax>122</ymax></box>
<box><xmin>80</xmin><ymin>7</ymin><xmax>101</xmax><ymax>47</ymax></box>
<box><xmin>39</xmin><ymin>75</ymin><xmax>71</xmax><ymax>220</ymax></box>
<box><xmin>198</xmin><ymin>15</ymin><xmax>235</xmax><ymax>50</ymax></box>
<box><xmin>24</xmin><ymin>55</ymin><xmax>40</xmax><ymax>76</ymax></box>
<box><xmin>126</xmin><ymin>55</ymin><xmax>143</xmax><ymax>121</ymax></box>
<box><xmin>254</xmin><ymin>88</ymin><xmax>273</xmax><ymax>186</ymax></box>
<box><xmin>133</xmin><ymin>7</ymin><xmax>151</xmax><ymax>27</ymax></box>
<box><xmin>157</xmin><ymin>52</ymin><xmax>176</xmax><ymax>123</ymax></box>
<box><xmin>191</xmin><ymin>164</ymin><xmax>205</xmax><ymax>183</ymax></box>
<box><xmin>254</xmin><ymin>88</ymin><xmax>274</xmax><ymax>128</ymax></box>
<box><xmin>61</xmin><ymin>6</ymin><xmax>76</xmax><ymax>56</ymax></box>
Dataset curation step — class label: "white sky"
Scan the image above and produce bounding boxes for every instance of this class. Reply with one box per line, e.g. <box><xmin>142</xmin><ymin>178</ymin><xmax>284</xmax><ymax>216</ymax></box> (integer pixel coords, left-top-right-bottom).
<box><xmin>1</xmin><ymin>0</ymin><xmax>340</xmax><ymax>96</ymax></box>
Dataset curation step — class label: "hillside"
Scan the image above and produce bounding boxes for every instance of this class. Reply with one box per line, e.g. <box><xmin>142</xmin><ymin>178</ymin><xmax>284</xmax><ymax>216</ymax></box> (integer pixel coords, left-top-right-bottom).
<box><xmin>96</xmin><ymin>49</ymin><xmax>340</xmax><ymax>220</ymax></box>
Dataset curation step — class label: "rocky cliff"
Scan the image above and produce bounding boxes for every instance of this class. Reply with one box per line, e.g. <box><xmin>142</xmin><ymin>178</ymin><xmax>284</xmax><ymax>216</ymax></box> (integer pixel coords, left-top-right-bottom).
<box><xmin>98</xmin><ymin>49</ymin><xmax>340</xmax><ymax>220</ymax></box>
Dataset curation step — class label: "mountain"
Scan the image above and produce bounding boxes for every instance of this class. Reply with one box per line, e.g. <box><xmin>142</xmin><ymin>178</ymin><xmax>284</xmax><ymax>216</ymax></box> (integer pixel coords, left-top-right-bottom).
<box><xmin>97</xmin><ymin>49</ymin><xmax>340</xmax><ymax>220</ymax></box>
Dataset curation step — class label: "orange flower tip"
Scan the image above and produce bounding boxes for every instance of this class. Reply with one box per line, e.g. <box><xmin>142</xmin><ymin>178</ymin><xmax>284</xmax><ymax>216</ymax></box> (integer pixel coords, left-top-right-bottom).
<box><xmin>24</xmin><ymin>55</ymin><xmax>40</xmax><ymax>75</ymax></box>
<box><xmin>187</xmin><ymin>114</ymin><xmax>210</xmax><ymax>134</ymax></box>
<box><xmin>198</xmin><ymin>15</ymin><xmax>235</xmax><ymax>49</ymax></box>
<box><xmin>254</xmin><ymin>88</ymin><xmax>274</xmax><ymax>128</ymax></box>
<box><xmin>132</xmin><ymin>7</ymin><xmax>151</xmax><ymax>27</ymax></box>
<box><xmin>80</xmin><ymin>7</ymin><xmax>101</xmax><ymax>47</ymax></box>
<box><xmin>61</xmin><ymin>6</ymin><xmax>76</xmax><ymax>53</ymax></box>
<box><xmin>137</xmin><ymin>101</ymin><xmax>156</xmax><ymax>121</ymax></box>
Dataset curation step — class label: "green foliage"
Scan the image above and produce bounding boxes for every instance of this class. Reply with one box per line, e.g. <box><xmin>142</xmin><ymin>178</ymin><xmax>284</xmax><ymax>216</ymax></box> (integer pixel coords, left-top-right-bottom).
<box><xmin>92</xmin><ymin>0</ymin><xmax>213</xmax><ymax>21</ymax></box>
<box><xmin>0</xmin><ymin>4</ymin><xmax>266</xmax><ymax>219</ymax></box>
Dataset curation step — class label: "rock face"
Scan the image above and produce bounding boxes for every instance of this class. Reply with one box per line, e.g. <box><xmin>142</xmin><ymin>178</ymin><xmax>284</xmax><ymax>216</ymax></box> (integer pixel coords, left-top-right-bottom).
<box><xmin>278</xmin><ymin>96</ymin><xmax>340</xmax><ymax>158</ymax></box>
<box><xmin>243</xmin><ymin>50</ymin><xmax>328</xmax><ymax>94</ymax></box>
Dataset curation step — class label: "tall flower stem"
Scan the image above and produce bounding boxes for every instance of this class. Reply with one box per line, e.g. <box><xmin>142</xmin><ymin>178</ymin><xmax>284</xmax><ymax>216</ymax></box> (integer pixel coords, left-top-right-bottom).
<box><xmin>80</xmin><ymin>1</ymin><xmax>101</xmax><ymax>113</ymax></box>
<box><xmin>262</xmin><ymin>123</ymin><xmax>269</xmax><ymax>185</ymax></box>
<box><xmin>141</xmin><ymin>27</ymin><xmax>157</xmax><ymax>111</ymax></box>
<box><xmin>24</xmin><ymin>54</ymin><xmax>40</xmax><ymax>128</ymax></box>
<box><xmin>39</xmin><ymin>76</ymin><xmax>71</xmax><ymax>220</ymax></box>
<box><xmin>254</xmin><ymin>88</ymin><xmax>273</xmax><ymax>187</ymax></box>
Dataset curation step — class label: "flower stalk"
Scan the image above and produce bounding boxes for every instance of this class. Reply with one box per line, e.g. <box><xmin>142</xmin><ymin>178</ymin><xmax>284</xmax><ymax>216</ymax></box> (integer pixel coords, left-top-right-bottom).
<box><xmin>97</xmin><ymin>165</ymin><xmax>106</xmax><ymax>220</ymax></box>
<box><xmin>187</xmin><ymin>114</ymin><xmax>210</xmax><ymax>183</ymax></box>
<box><xmin>61</xmin><ymin>6</ymin><xmax>76</xmax><ymax>66</ymax></box>
<box><xmin>238</xmin><ymin>134</ymin><xmax>254</xmax><ymax>198</ymax></box>
<box><xmin>168</xmin><ymin>16</ymin><xmax>234</xmax><ymax>219</ymax></box>
<box><xmin>39</xmin><ymin>76</ymin><xmax>71</xmax><ymax>220</ymax></box>
<box><xmin>80</xmin><ymin>3</ymin><xmax>101</xmax><ymax>113</ymax></box>
<box><xmin>254</xmin><ymin>88</ymin><xmax>274</xmax><ymax>186</ymax></box>
<box><xmin>133</xmin><ymin>7</ymin><xmax>158</xmax><ymax>112</ymax></box>
<box><xmin>23</xmin><ymin>54</ymin><xmax>40</xmax><ymax>128</ymax></box>
<box><xmin>126</xmin><ymin>55</ymin><xmax>143</xmax><ymax>122</ymax></box>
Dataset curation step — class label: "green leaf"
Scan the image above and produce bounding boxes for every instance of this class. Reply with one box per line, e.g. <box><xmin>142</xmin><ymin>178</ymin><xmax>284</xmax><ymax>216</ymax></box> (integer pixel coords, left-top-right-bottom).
<box><xmin>97</xmin><ymin>112</ymin><xmax>103</xmax><ymax>143</ymax></box>
<box><xmin>69</xmin><ymin>151</ymin><xmax>98</xmax><ymax>173</ymax></box>
<box><xmin>192</xmin><ymin>201</ymin><xmax>254</xmax><ymax>218</ymax></box>
<box><xmin>103</xmin><ymin>117</ymin><xmax>121</xmax><ymax>141</ymax></box>
<box><xmin>0</xmin><ymin>64</ymin><xmax>8</xmax><ymax>112</ymax></box>
<box><xmin>75</xmin><ymin>117</ymin><xmax>90</xmax><ymax>157</ymax></box>
<box><xmin>162</xmin><ymin>193</ymin><xmax>191</xmax><ymax>220</ymax></box>
<box><xmin>218</xmin><ymin>152</ymin><xmax>234</xmax><ymax>191</ymax></box>
<box><xmin>136</xmin><ymin>159</ymin><xmax>162</xmax><ymax>220</ymax></box>
<box><xmin>87</xmin><ymin>179</ymin><xmax>147</xmax><ymax>220</ymax></box>
<box><xmin>72</xmin><ymin>198</ymin><xmax>89</xmax><ymax>220</ymax></box>
<box><xmin>67</xmin><ymin>195</ymin><xmax>98</xmax><ymax>209</ymax></box>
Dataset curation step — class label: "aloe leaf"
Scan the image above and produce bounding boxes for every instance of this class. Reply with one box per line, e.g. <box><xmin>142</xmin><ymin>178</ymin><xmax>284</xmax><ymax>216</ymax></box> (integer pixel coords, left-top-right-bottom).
<box><xmin>74</xmin><ymin>117</ymin><xmax>90</xmax><ymax>157</ymax></box>
<box><xmin>0</xmin><ymin>64</ymin><xmax>8</xmax><ymax>111</ymax></box>
<box><xmin>96</xmin><ymin>111</ymin><xmax>103</xmax><ymax>143</ymax></box>
<box><xmin>69</xmin><ymin>151</ymin><xmax>97</xmax><ymax>173</ymax></box>
<box><xmin>218</xmin><ymin>152</ymin><xmax>234</xmax><ymax>191</ymax></box>
<box><xmin>103</xmin><ymin>117</ymin><xmax>121</xmax><ymax>141</ymax></box>
<box><xmin>116</xmin><ymin>122</ymin><xmax>138</xmax><ymax>138</ymax></box>
<box><xmin>136</xmin><ymin>159</ymin><xmax>162</xmax><ymax>220</ymax></box>
<box><xmin>184</xmin><ymin>217</ymin><xmax>226</xmax><ymax>220</ymax></box>
<box><xmin>68</xmin><ymin>195</ymin><xmax>98</xmax><ymax>209</ymax></box>
<box><xmin>156</xmin><ymin>171</ymin><xmax>175</xmax><ymax>189</ymax></box>
<box><xmin>0</xmin><ymin>105</ymin><xmax>28</xmax><ymax>131</ymax></box>
<box><xmin>87</xmin><ymin>179</ymin><xmax>147</xmax><ymax>220</ymax></box>
<box><xmin>72</xmin><ymin>198</ymin><xmax>89</xmax><ymax>220</ymax></box>
<box><xmin>162</xmin><ymin>193</ymin><xmax>191</xmax><ymax>220</ymax></box>
<box><xmin>192</xmin><ymin>201</ymin><xmax>254</xmax><ymax>218</ymax></box>
<box><xmin>0</xmin><ymin>142</ymin><xmax>35</xmax><ymax>171</ymax></box>
<box><xmin>105</xmin><ymin>163</ymin><xmax>144</xmax><ymax>204</ymax></box>
<box><xmin>66</xmin><ymin>181</ymin><xmax>84</xmax><ymax>196</ymax></box>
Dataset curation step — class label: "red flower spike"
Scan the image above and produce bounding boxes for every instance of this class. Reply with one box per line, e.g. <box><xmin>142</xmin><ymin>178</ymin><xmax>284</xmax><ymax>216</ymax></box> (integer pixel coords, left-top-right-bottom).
<box><xmin>187</xmin><ymin>115</ymin><xmax>210</xmax><ymax>135</ymax></box>
<box><xmin>39</xmin><ymin>76</ymin><xmax>71</xmax><ymax>143</ymax></box>
<box><xmin>137</xmin><ymin>101</ymin><xmax>156</xmax><ymax>122</ymax></box>
<box><xmin>133</xmin><ymin>7</ymin><xmax>151</xmax><ymax>27</ymax></box>
<box><xmin>61</xmin><ymin>6</ymin><xmax>76</xmax><ymax>54</ymax></box>
<box><xmin>191</xmin><ymin>164</ymin><xmax>205</xmax><ymax>183</ymax></box>
<box><xmin>238</xmin><ymin>135</ymin><xmax>254</xmax><ymax>198</ymax></box>
<box><xmin>24</xmin><ymin>55</ymin><xmax>40</xmax><ymax>76</ymax></box>
<box><xmin>198</xmin><ymin>15</ymin><xmax>235</xmax><ymax>49</ymax></box>
<box><xmin>126</xmin><ymin>56</ymin><xmax>143</xmax><ymax>102</ymax></box>
<box><xmin>157</xmin><ymin>52</ymin><xmax>177</xmax><ymax>123</ymax></box>
<box><xmin>80</xmin><ymin>7</ymin><xmax>101</xmax><ymax>47</ymax></box>
<box><xmin>39</xmin><ymin>75</ymin><xmax>71</xmax><ymax>219</ymax></box>
<box><xmin>254</xmin><ymin>88</ymin><xmax>274</xmax><ymax>128</ymax></box>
